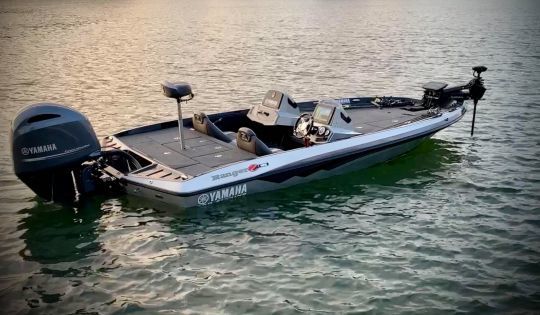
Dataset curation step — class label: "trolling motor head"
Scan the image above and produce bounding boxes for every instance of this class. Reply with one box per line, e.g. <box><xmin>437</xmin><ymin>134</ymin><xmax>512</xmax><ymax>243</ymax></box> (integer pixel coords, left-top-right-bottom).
<box><xmin>469</xmin><ymin>66</ymin><xmax>487</xmax><ymax>103</ymax></box>
<box><xmin>472</xmin><ymin>66</ymin><xmax>487</xmax><ymax>78</ymax></box>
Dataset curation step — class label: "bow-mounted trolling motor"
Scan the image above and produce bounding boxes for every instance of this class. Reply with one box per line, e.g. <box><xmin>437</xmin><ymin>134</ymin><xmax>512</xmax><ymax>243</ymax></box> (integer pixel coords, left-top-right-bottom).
<box><xmin>421</xmin><ymin>66</ymin><xmax>487</xmax><ymax>135</ymax></box>
<box><xmin>10</xmin><ymin>103</ymin><xmax>139</xmax><ymax>202</ymax></box>
<box><xmin>468</xmin><ymin>66</ymin><xmax>487</xmax><ymax>135</ymax></box>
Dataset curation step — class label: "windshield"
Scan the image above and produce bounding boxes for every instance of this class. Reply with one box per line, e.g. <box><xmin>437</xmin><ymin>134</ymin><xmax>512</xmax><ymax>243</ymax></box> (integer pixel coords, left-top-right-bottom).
<box><xmin>313</xmin><ymin>105</ymin><xmax>335</xmax><ymax>125</ymax></box>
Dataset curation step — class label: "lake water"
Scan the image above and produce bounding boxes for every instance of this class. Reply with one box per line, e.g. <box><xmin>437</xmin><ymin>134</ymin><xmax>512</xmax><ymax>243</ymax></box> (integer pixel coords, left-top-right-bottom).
<box><xmin>1</xmin><ymin>0</ymin><xmax>539</xmax><ymax>313</ymax></box>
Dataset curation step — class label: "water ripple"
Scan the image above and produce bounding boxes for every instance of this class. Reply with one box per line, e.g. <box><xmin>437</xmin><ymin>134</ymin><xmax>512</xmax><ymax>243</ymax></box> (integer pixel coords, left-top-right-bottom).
<box><xmin>1</xmin><ymin>0</ymin><xmax>540</xmax><ymax>314</ymax></box>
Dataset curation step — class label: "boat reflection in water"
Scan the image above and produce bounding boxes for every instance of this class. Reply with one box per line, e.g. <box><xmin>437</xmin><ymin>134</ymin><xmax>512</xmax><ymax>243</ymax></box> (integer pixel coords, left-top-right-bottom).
<box><xmin>19</xmin><ymin>198</ymin><xmax>106</xmax><ymax>264</ymax></box>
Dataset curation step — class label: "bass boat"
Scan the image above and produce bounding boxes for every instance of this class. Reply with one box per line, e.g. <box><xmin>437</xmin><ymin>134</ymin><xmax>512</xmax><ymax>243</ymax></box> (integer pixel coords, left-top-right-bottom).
<box><xmin>10</xmin><ymin>66</ymin><xmax>487</xmax><ymax>207</ymax></box>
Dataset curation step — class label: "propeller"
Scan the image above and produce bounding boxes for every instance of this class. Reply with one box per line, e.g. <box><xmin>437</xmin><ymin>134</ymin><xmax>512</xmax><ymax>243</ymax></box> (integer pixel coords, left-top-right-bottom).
<box><xmin>469</xmin><ymin>66</ymin><xmax>487</xmax><ymax>136</ymax></box>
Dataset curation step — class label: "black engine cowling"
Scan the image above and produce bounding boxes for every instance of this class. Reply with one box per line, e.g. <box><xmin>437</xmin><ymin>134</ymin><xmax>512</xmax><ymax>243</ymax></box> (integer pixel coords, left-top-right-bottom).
<box><xmin>11</xmin><ymin>103</ymin><xmax>101</xmax><ymax>201</ymax></box>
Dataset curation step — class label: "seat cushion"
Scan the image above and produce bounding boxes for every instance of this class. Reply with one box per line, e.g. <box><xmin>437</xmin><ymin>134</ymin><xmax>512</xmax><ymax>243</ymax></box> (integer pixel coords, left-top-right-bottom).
<box><xmin>236</xmin><ymin>127</ymin><xmax>273</xmax><ymax>156</ymax></box>
<box><xmin>192</xmin><ymin>112</ymin><xmax>232</xmax><ymax>143</ymax></box>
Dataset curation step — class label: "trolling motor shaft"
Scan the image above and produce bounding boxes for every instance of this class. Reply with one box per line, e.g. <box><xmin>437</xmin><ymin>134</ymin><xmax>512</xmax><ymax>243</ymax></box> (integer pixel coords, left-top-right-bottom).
<box><xmin>469</xmin><ymin>66</ymin><xmax>487</xmax><ymax>136</ymax></box>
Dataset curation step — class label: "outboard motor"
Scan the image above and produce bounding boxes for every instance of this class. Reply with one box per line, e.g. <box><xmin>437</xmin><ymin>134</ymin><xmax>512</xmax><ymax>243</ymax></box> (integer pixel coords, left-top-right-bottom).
<box><xmin>11</xmin><ymin>103</ymin><xmax>102</xmax><ymax>202</ymax></box>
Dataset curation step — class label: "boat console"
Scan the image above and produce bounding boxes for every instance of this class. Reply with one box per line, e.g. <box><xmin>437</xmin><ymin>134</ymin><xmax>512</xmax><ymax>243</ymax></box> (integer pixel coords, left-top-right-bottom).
<box><xmin>293</xmin><ymin>99</ymin><xmax>360</xmax><ymax>144</ymax></box>
<box><xmin>247</xmin><ymin>90</ymin><xmax>300</xmax><ymax>126</ymax></box>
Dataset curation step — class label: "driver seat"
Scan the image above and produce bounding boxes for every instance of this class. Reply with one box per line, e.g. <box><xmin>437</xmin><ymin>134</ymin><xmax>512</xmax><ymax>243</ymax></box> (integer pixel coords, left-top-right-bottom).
<box><xmin>192</xmin><ymin>112</ymin><xmax>233</xmax><ymax>143</ymax></box>
<box><xmin>236</xmin><ymin>127</ymin><xmax>275</xmax><ymax>156</ymax></box>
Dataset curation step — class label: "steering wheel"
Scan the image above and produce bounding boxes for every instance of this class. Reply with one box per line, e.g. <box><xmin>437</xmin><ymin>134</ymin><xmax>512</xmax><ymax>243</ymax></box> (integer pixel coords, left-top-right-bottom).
<box><xmin>293</xmin><ymin>113</ymin><xmax>314</xmax><ymax>139</ymax></box>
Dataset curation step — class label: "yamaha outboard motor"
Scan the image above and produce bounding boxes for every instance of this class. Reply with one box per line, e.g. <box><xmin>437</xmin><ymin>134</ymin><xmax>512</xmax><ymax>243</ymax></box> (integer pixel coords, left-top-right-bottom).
<box><xmin>11</xmin><ymin>103</ymin><xmax>102</xmax><ymax>202</ymax></box>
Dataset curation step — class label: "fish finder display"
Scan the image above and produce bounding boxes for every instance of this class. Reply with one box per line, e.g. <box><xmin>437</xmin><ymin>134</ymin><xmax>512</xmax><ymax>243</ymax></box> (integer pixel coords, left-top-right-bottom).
<box><xmin>262</xmin><ymin>90</ymin><xmax>283</xmax><ymax>109</ymax></box>
<box><xmin>313</xmin><ymin>105</ymin><xmax>335</xmax><ymax>125</ymax></box>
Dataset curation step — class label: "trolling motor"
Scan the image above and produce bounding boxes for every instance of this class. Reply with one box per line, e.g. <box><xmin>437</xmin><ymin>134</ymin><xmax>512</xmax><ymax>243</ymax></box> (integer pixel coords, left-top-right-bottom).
<box><xmin>468</xmin><ymin>66</ymin><xmax>487</xmax><ymax>136</ymax></box>
<box><xmin>421</xmin><ymin>66</ymin><xmax>487</xmax><ymax>135</ymax></box>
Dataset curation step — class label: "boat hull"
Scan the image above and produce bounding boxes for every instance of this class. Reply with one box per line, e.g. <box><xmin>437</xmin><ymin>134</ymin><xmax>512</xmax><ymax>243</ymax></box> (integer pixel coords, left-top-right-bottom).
<box><xmin>121</xmin><ymin>104</ymin><xmax>466</xmax><ymax>208</ymax></box>
<box><xmin>125</xmin><ymin>134</ymin><xmax>432</xmax><ymax>208</ymax></box>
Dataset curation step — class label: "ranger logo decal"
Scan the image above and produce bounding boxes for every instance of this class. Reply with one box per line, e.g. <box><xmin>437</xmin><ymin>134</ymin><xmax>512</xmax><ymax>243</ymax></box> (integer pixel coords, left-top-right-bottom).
<box><xmin>211</xmin><ymin>163</ymin><xmax>269</xmax><ymax>181</ymax></box>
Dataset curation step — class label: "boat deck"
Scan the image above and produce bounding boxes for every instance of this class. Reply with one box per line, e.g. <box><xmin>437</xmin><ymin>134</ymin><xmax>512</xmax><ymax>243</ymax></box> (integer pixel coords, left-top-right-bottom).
<box><xmin>117</xmin><ymin>126</ymin><xmax>257</xmax><ymax>177</ymax></box>
<box><xmin>345</xmin><ymin>106</ymin><xmax>427</xmax><ymax>134</ymax></box>
<box><xmin>114</xmin><ymin>103</ymin><xmax>430</xmax><ymax>178</ymax></box>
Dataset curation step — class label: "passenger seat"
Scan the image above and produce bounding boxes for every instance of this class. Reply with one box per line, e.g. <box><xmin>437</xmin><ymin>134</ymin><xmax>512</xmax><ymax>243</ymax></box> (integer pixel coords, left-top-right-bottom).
<box><xmin>236</xmin><ymin>127</ymin><xmax>279</xmax><ymax>156</ymax></box>
<box><xmin>192</xmin><ymin>112</ymin><xmax>233</xmax><ymax>143</ymax></box>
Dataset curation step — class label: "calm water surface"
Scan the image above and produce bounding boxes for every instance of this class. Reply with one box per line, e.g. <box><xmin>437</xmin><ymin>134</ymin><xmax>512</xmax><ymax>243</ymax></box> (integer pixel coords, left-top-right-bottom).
<box><xmin>1</xmin><ymin>0</ymin><xmax>539</xmax><ymax>314</ymax></box>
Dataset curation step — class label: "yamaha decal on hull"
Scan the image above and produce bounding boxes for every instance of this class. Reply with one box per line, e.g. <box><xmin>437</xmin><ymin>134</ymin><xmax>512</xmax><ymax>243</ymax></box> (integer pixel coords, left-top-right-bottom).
<box><xmin>197</xmin><ymin>184</ymin><xmax>247</xmax><ymax>206</ymax></box>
